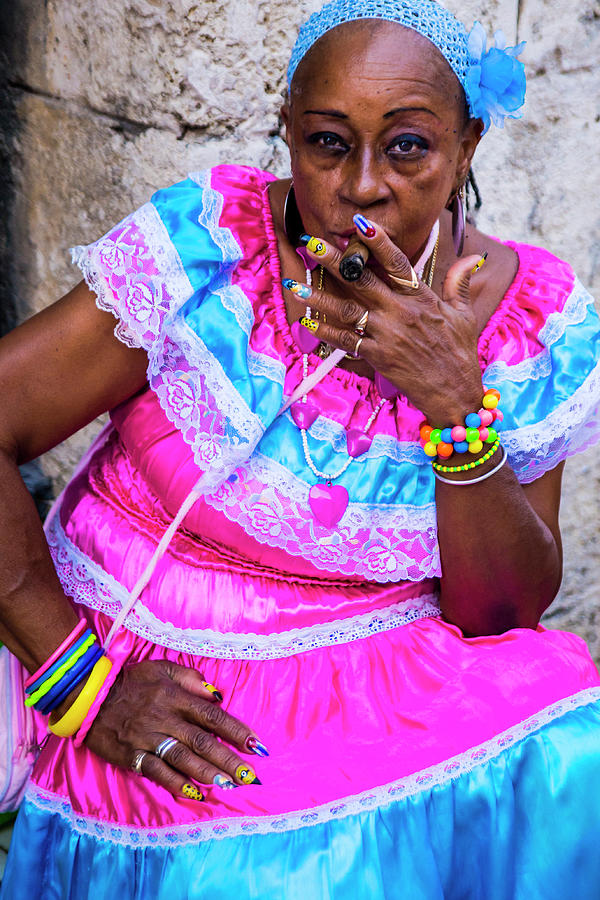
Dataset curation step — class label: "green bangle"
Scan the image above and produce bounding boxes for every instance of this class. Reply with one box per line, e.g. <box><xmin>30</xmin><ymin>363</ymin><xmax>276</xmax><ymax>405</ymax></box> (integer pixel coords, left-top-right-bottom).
<box><xmin>25</xmin><ymin>634</ymin><xmax>97</xmax><ymax>707</ymax></box>
<box><xmin>432</xmin><ymin>439</ymin><xmax>501</xmax><ymax>474</ymax></box>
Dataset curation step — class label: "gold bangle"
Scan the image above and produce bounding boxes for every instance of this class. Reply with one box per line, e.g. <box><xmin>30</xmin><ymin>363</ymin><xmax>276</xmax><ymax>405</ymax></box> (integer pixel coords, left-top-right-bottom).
<box><xmin>49</xmin><ymin>656</ymin><xmax>113</xmax><ymax>738</ymax></box>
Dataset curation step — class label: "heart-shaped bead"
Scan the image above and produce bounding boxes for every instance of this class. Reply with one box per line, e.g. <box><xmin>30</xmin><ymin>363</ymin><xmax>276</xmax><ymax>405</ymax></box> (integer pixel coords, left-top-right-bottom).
<box><xmin>346</xmin><ymin>428</ymin><xmax>373</xmax><ymax>458</ymax></box>
<box><xmin>291</xmin><ymin>320</ymin><xmax>320</xmax><ymax>354</ymax></box>
<box><xmin>291</xmin><ymin>401</ymin><xmax>319</xmax><ymax>430</ymax></box>
<box><xmin>308</xmin><ymin>483</ymin><xmax>349</xmax><ymax>529</ymax></box>
<box><xmin>374</xmin><ymin>372</ymin><xmax>400</xmax><ymax>400</ymax></box>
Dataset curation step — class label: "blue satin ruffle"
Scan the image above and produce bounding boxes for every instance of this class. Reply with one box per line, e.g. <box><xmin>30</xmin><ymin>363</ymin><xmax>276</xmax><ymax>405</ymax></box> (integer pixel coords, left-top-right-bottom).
<box><xmin>4</xmin><ymin>697</ymin><xmax>600</xmax><ymax>900</ymax></box>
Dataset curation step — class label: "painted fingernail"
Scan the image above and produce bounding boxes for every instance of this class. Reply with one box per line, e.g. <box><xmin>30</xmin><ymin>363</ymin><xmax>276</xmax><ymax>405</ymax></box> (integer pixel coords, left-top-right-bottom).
<box><xmin>353</xmin><ymin>214</ymin><xmax>377</xmax><ymax>238</ymax></box>
<box><xmin>213</xmin><ymin>774</ymin><xmax>238</xmax><ymax>790</ymax></box>
<box><xmin>300</xmin><ymin>316</ymin><xmax>318</xmax><ymax>332</ymax></box>
<box><xmin>282</xmin><ymin>279</ymin><xmax>312</xmax><ymax>300</ymax></box>
<box><xmin>471</xmin><ymin>251</ymin><xmax>488</xmax><ymax>274</ymax></box>
<box><xmin>246</xmin><ymin>736</ymin><xmax>270</xmax><ymax>757</ymax></box>
<box><xmin>235</xmin><ymin>764</ymin><xmax>262</xmax><ymax>785</ymax></box>
<box><xmin>202</xmin><ymin>681</ymin><xmax>223</xmax><ymax>703</ymax></box>
<box><xmin>182</xmin><ymin>783</ymin><xmax>205</xmax><ymax>801</ymax></box>
<box><xmin>300</xmin><ymin>236</ymin><xmax>327</xmax><ymax>256</ymax></box>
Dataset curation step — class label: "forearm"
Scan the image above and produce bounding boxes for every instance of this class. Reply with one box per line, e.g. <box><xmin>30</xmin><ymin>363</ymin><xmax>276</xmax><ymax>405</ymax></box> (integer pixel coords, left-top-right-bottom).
<box><xmin>0</xmin><ymin>446</ymin><xmax>80</xmax><ymax>672</ymax></box>
<box><xmin>436</xmin><ymin>463</ymin><xmax>562</xmax><ymax>635</ymax></box>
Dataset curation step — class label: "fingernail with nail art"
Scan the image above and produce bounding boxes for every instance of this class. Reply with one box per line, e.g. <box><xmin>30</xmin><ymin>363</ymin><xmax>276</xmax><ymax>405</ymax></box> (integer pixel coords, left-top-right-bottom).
<box><xmin>246</xmin><ymin>736</ymin><xmax>270</xmax><ymax>757</ymax></box>
<box><xmin>182</xmin><ymin>783</ymin><xmax>205</xmax><ymax>801</ymax></box>
<box><xmin>213</xmin><ymin>774</ymin><xmax>238</xmax><ymax>790</ymax></box>
<box><xmin>300</xmin><ymin>235</ymin><xmax>327</xmax><ymax>256</ymax></box>
<box><xmin>353</xmin><ymin>214</ymin><xmax>377</xmax><ymax>238</ymax></box>
<box><xmin>471</xmin><ymin>251</ymin><xmax>488</xmax><ymax>274</ymax></box>
<box><xmin>235</xmin><ymin>764</ymin><xmax>262</xmax><ymax>785</ymax></box>
<box><xmin>282</xmin><ymin>279</ymin><xmax>312</xmax><ymax>300</ymax></box>
<box><xmin>202</xmin><ymin>681</ymin><xmax>223</xmax><ymax>702</ymax></box>
<box><xmin>300</xmin><ymin>316</ymin><xmax>318</xmax><ymax>332</ymax></box>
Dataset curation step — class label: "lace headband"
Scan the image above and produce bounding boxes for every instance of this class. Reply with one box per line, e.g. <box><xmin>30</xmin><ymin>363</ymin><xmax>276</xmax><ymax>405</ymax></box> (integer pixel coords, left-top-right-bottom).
<box><xmin>287</xmin><ymin>0</ymin><xmax>526</xmax><ymax>132</ymax></box>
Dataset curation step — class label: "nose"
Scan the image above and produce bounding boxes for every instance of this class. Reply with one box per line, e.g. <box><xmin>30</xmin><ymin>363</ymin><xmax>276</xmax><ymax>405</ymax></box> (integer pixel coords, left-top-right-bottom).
<box><xmin>340</xmin><ymin>148</ymin><xmax>389</xmax><ymax>209</ymax></box>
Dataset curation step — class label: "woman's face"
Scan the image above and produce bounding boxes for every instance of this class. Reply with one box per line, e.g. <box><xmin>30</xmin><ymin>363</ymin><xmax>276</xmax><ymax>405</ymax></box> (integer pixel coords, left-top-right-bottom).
<box><xmin>283</xmin><ymin>21</ymin><xmax>481</xmax><ymax>262</ymax></box>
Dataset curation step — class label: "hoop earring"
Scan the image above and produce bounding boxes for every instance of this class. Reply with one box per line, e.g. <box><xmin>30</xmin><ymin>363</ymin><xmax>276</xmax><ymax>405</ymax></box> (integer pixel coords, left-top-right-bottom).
<box><xmin>283</xmin><ymin>183</ymin><xmax>305</xmax><ymax>246</ymax></box>
<box><xmin>450</xmin><ymin>185</ymin><xmax>466</xmax><ymax>257</ymax></box>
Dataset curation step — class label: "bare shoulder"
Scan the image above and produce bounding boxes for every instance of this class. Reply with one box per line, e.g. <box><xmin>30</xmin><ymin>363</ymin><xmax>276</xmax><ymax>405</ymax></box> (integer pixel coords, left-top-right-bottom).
<box><xmin>463</xmin><ymin>223</ymin><xmax>520</xmax><ymax>335</ymax></box>
<box><xmin>0</xmin><ymin>281</ymin><xmax>148</xmax><ymax>463</ymax></box>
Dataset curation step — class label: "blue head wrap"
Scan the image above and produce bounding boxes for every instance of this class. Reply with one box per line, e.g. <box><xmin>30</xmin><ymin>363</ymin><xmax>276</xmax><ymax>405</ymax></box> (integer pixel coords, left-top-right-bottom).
<box><xmin>287</xmin><ymin>0</ymin><xmax>527</xmax><ymax>132</ymax></box>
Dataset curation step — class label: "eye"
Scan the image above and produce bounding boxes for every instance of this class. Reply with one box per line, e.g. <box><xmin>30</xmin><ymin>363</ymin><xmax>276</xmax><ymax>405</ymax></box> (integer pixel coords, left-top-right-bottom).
<box><xmin>307</xmin><ymin>131</ymin><xmax>349</xmax><ymax>153</ymax></box>
<box><xmin>387</xmin><ymin>134</ymin><xmax>428</xmax><ymax>159</ymax></box>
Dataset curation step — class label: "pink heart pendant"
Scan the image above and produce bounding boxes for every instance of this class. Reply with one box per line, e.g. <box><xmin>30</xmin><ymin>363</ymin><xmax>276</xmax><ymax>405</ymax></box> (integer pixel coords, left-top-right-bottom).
<box><xmin>291</xmin><ymin>401</ymin><xmax>319</xmax><ymax>430</ymax></box>
<box><xmin>308</xmin><ymin>483</ymin><xmax>349</xmax><ymax>529</ymax></box>
<box><xmin>346</xmin><ymin>428</ymin><xmax>373</xmax><ymax>458</ymax></box>
<box><xmin>291</xmin><ymin>320</ymin><xmax>320</xmax><ymax>354</ymax></box>
<box><xmin>374</xmin><ymin>372</ymin><xmax>400</xmax><ymax>400</ymax></box>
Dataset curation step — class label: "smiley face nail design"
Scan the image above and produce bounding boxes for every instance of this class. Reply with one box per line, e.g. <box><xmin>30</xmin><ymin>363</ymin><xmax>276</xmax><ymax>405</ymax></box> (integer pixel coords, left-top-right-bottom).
<box><xmin>235</xmin><ymin>765</ymin><xmax>262</xmax><ymax>785</ymax></box>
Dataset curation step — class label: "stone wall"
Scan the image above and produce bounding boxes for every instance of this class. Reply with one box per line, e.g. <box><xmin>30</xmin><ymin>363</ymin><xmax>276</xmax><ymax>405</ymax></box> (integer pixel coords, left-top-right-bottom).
<box><xmin>0</xmin><ymin>0</ymin><xmax>598</xmax><ymax>658</ymax></box>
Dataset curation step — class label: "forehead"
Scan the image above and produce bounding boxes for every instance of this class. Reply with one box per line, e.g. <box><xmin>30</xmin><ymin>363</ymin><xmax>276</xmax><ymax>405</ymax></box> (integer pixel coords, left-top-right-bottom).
<box><xmin>290</xmin><ymin>20</ymin><xmax>463</xmax><ymax>115</ymax></box>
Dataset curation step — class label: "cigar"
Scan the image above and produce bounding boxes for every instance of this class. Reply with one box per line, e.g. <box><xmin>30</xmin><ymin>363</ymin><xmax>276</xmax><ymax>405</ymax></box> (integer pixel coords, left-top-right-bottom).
<box><xmin>339</xmin><ymin>236</ymin><xmax>369</xmax><ymax>281</ymax></box>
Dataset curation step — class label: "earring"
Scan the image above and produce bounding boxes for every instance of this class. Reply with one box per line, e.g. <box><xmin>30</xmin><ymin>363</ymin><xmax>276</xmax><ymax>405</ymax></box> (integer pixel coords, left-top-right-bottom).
<box><xmin>283</xmin><ymin>183</ymin><xmax>305</xmax><ymax>246</ymax></box>
<box><xmin>450</xmin><ymin>185</ymin><xmax>466</xmax><ymax>257</ymax></box>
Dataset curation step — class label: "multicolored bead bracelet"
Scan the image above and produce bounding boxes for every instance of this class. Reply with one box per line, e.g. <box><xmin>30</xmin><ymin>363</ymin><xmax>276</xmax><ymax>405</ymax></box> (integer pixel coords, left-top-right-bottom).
<box><xmin>420</xmin><ymin>389</ymin><xmax>503</xmax><ymax>460</ymax></box>
<box><xmin>432</xmin><ymin>439</ymin><xmax>501</xmax><ymax>473</ymax></box>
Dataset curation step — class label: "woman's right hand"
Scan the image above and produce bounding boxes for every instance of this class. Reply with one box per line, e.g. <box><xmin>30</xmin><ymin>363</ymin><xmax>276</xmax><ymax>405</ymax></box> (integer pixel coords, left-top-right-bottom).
<box><xmin>81</xmin><ymin>659</ymin><xmax>264</xmax><ymax>800</ymax></box>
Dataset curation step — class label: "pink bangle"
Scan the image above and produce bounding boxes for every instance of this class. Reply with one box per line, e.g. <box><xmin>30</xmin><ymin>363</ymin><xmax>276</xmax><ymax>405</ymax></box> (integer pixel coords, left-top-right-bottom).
<box><xmin>73</xmin><ymin>658</ymin><xmax>121</xmax><ymax>747</ymax></box>
<box><xmin>25</xmin><ymin>619</ymin><xmax>87</xmax><ymax>689</ymax></box>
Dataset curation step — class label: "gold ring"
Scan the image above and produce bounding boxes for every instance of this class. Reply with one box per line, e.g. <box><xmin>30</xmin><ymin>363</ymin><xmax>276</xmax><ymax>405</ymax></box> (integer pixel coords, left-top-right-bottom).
<box><xmin>131</xmin><ymin>750</ymin><xmax>148</xmax><ymax>774</ymax></box>
<box><xmin>354</xmin><ymin>309</ymin><xmax>369</xmax><ymax>335</ymax></box>
<box><xmin>352</xmin><ymin>336</ymin><xmax>364</xmax><ymax>359</ymax></box>
<box><xmin>387</xmin><ymin>265</ymin><xmax>419</xmax><ymax>290</ymax></box>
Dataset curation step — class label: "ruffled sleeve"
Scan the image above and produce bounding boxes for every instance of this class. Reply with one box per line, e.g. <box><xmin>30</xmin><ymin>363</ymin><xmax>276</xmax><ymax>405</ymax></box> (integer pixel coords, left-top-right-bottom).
<box><xmin>71</xmin><ymin>166</ymin><xmax>283</xmax><ymax>490</ymax></box>
<box><xmin>479</xmin><ymin>242</ymin><xmax>600</xmax><ymax>482</ymax></box>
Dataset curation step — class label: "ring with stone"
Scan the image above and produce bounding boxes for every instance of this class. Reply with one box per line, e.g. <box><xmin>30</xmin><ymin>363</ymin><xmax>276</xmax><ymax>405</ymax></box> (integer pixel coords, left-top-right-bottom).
<box><xmin>352</xmin><ymin>336</ymin><xmax>364</xmax><ymax>359</ymax></box>
<box><xmin>387</xmin><ymin>265</ymin><xmax>419</xmax><ymax>290</ymax></box>
<box><xmin>354</xmin><ymin>309</ymin><xmax>369</xmax><ymax>335</ymax></box>
<box><xmin>155</xmin><ymin>737</ymin><xmax>179</xmax><ymax>760</ymax></box>
<box><xmin>131</xmin><ymin>750</ymin><xmax>148</xmax><ymax>774</ymax></box>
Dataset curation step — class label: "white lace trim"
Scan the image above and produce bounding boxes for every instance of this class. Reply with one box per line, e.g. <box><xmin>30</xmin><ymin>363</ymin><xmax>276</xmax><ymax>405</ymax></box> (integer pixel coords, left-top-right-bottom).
<box><xmin>25</xmin><ymin>687</ymin><xmax>600</xmax><ymax>848</ymax></box>
<box><xmin>297</xmin><ymin>412</ymin><xmax>427</xmax><ymax>464</ymax></box>
<box><xmin>46</xmin><ymin>515</ymin><xmax>440</xmax><ymax>659</ymax></box>
<box><xmin>189</xmin><ymin>170</ymin><xmax>243</xmax><ymax>264</ymax></box>
<box><xmin>483</xmin><ymin>278</ymin><xmax>595</xmax><ymax>384</ymax></box>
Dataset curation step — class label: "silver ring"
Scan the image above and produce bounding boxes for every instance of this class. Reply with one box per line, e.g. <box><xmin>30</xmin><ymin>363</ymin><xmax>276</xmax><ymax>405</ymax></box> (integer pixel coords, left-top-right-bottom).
<box><xmin>155</xmin><ymin>737</ymin><xmax>179</xmax><ymax>760</ymax></box>
<box><xmin>352</xmin><ymin>336</ymin><xmax>364</xmax><ymax>359</ymax></box>
<box><xmin>131</xmin><ymin>750</ymin><xmax>148</xmax><ymax>774</ymax></box>
<box><xmin>354</xmin><ymin>309</ymin><xmax>369</xmax><ymax>335</ymax></box>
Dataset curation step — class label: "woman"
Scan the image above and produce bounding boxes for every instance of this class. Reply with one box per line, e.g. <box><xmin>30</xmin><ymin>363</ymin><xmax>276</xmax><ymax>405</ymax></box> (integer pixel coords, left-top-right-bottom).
<box><xmin>1</xmin><ymin>0</ymin><xmax>600</xmax><ymax>896</ymax></box>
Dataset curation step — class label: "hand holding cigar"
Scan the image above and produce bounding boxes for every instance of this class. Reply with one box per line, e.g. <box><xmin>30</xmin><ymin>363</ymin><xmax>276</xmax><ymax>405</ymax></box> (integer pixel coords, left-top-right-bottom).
<box><xmin>339</xmin><ymin>236</ymin><xmax>369</xmax><ymax>281</ymax></box>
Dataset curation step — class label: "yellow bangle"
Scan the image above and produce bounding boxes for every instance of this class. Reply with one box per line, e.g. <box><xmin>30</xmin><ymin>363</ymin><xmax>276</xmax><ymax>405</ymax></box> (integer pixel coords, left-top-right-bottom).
<box><xmin>49</xmin><ymin>656</ymin><xmax>113</xmax><ymax>738</ymax></box>
<box><xmin>25</xmin><ymin>634</ymin><xmax>97</xmax><ymax>707</ymax></box>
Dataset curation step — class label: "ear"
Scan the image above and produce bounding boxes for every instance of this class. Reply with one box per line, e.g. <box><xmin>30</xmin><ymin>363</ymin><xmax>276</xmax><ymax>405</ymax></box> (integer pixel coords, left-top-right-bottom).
<box><xmin>280</xmin><ymin>100</ymin><xmax>292</xmax><ymax>151</ymax></box>
<box><xmin>455</xmin><ymin>117</ymin><xmax>484</xmax><ymax>188</ymax></box>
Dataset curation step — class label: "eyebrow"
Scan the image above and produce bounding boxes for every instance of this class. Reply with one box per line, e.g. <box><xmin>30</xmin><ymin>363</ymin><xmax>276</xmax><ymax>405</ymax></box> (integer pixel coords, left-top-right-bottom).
<box><xmin>303</xmin><ymin>106</ymin><xmax>439</xmax><ymax>120</ymax></box>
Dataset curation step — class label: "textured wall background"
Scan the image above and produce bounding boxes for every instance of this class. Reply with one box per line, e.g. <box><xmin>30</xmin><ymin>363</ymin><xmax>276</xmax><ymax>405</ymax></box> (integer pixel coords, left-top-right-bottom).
<box><xmin>0</xmin><ymin>0</ymin><xmax>598</xmax><ymax>658</ymax></box>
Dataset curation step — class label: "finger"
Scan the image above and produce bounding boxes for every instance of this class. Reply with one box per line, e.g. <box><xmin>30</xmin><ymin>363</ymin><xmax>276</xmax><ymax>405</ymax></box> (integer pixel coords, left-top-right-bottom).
<box><xmin>166</xmin><ymin>661</ymin><xmax>224</xmax><ymax>703</ymax></box>
<box><xmin>352</xmin><ymin>214</ymin><xmax>430</xmax><ymax>295</ymax></box>
<box><xmin>301</xmin><ymin>319</ymin><xmax>377</xmax><ymax>362</ymax></box>
<box><xmin>180</xmin><ymin>689</ymin><xmax>260</xmax><ymax>756</ymax></box>
<box><xmin>441</xmin><ymin>254</ymin><xmax>482</xmax><ymax>309</ymax></box>
<box><xmin>134</xmin><ymin>749</ymin><xmax>207</xmax><ymax>802</ymax></box>
<box><xmin>282</xmin><ymin>280</ymin><xmax>370</xmax><ymax>334</ymax></box>
<box><xmin>299</xmin><ymin>234</ymin><xmax>386</xmax><ymax>307</ymax></box>
<box><xmin>153</xmin><ymin>730</ymin><xmax>256</xmax><ymax>788</ymax></box>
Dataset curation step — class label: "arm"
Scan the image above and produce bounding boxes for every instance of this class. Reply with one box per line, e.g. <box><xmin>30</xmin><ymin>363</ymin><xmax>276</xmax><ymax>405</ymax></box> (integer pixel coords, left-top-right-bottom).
<box><xmin>0</xmin><ymin>283</ymin><xmax>265</xmax><ymax>793</ymax></box>
<box><xmin>286</xmin><ymin>230</ymin><xmax>564</xmax><ymax>635</ymax></box>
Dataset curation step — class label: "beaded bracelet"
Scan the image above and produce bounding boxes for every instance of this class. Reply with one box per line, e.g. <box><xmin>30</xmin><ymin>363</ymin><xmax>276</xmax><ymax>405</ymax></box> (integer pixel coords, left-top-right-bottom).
<box><xmin>433</xmin><ymin>446</ymin><xmax>508</xmax><ymax>486</ymax></box>
<box><xmin>420</xmin><ymin>389</ymin><xmax>503</xmax><ymax>460</ymax></box>
<box><xmin>432</xmin><ymin>439</ymin><xmax>501</xmax><ymax>474</ymax></box>
<box><xmin>49</xmin><ymin>656</ymin><xmax>113</xmax><ymax>738</ymax></box>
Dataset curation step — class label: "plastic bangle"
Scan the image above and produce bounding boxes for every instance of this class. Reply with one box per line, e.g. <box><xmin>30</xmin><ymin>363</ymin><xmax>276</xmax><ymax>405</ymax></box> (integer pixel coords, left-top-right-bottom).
<box><xmin>73</xmin><ymin>659</ymin><xmax>122</xmax><ymax>748</ymax></box>
<box><xmin>38</xmin><ymin>646</ymin><xmax>104</xmax><ymax>715</ymax></box>
<box><xmin>26</xmin><ymin>629</ymin><xmax>94</xmax><ymax>696</ymax></box>
<box><xmin>49</xmin><ymin>656</ymin><xmax>113</xmax><ymax>738</ymax></box>
<box><xmin>433</xmin><ymin>445</ymin><xmax>508</xmax><ymax>486</ymax></box>
<box><xmin>25</xmin><ymin>633</ymin><xmax>96</xmax><ymax>707</ymax></box>
<box><xmin>432</xmin><ymin>440</ymin><xmax>500</xmax><ymax>474</ymax></box>
<box><xmin>24</xmin><ymin>619</ymin><xmax>87</xmax><ymax>689</ymax></box>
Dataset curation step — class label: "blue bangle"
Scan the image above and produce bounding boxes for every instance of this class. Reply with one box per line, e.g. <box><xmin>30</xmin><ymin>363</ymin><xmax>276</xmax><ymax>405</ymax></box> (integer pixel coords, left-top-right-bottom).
<box><xmin>37</xmin><ymin>646</ymin><xmax>104</xmax><ymax>715</ymax></box>
<box><xmin>26</xmin><ymin>629</ymin><xmax>94</xmax><ymax>695</ymax></box>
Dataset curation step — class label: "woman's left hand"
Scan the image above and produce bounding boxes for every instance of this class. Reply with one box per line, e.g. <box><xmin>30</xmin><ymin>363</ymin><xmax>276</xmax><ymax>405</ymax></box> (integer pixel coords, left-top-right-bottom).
<box><xmin>285</xmin><ymin>221</ymin><xmax>485</xmax><ymax>426</ymax></box>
